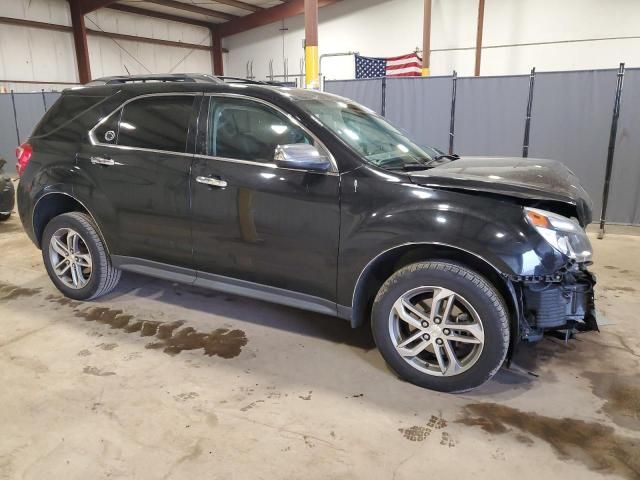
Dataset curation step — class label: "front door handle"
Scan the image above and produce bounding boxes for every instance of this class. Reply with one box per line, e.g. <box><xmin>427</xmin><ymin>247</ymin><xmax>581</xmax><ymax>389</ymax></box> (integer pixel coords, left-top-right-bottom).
<box><xmin>196</xmin><ymin>176</ymin><xmax>227</xmax><ymax>188</ymax></box>
<box><xmin>90</xmin><ymin>156</ymin><xmax>115</xmax><ymax>166</ymax></box>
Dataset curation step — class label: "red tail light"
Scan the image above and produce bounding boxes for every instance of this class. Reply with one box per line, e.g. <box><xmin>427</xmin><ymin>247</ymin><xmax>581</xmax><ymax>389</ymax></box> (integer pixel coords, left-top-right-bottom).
<box><xmin>16</xmin><ymin>143</ymin><xmax>32</xmax><ymax>176</ymax></box>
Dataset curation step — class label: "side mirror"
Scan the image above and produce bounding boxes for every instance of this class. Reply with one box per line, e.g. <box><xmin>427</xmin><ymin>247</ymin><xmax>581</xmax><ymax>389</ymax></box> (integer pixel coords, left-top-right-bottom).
<box><xmin>274</xmin><ymin>144</ymin><xmax>331</xmax><ymax>172</ymax></box>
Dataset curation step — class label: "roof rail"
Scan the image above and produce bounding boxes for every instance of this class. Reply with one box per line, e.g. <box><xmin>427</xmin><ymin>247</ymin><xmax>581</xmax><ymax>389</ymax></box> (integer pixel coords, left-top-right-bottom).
<box><xmin>216</xmin><ymin>76</ymin><xmax>268</xmax><ymax>85</ymax></box>
<box><xmin>87</xmin><ymin>73</ymin><xmax>224</xmax><ymax>86</ymax></box>
<box><xmin>86</xmin><ymin>73</ymin><xmax>293</xmax><ymax>88</ymax></box>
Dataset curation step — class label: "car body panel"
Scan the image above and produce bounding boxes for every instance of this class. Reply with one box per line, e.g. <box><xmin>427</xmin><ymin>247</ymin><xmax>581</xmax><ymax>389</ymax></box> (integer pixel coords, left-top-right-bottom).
<box><xmin>191</xmin><ymin>155</ymin><xmax>341</xmax><ymax>301</ymax></box>
<box><xmin>336</xmin><ymin>165</ymin><xmax>568</xmax><ymax>307</ymax></box>
<box><xmin>189</xmin><ymin>94</ymin><xmax>341</xmax><ymax>301</ymax></box>
<box><xmin>72</xmin><ymin>144</ymin><xmax>194</xmax><ymax>268</ymax></box>
<box><xmin>409</xmin><ymin>156</ymin><xmax>593</xmax><ymax>225</ymax></box>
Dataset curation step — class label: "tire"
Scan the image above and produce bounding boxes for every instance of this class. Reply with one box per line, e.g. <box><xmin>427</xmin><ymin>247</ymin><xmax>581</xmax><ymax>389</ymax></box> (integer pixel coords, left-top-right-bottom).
<box><xmin>0</xmin><ymin>212</ymin><xmax>10</xmax><ymax>222</ymax></box>
<box><xmin>371</xmin><ymin>261</ymin><xmax>509</xmax><ymax>393</ymax></box>
<box><xmin>42</xmin><ymin>212</ymin><xmax>121</xmax><ymax>300</ymax></box>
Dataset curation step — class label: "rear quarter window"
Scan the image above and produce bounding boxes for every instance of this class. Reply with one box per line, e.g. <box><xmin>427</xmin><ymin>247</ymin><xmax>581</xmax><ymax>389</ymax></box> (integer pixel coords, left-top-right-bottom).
<box><xmin>32</xmin><ymin>94</ymin><xmax>109</xmax><ymax>138</ymax></box>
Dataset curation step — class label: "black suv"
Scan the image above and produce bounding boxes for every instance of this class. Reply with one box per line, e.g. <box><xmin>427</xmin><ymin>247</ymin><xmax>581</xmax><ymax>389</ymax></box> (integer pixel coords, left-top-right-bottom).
<box><xmin>16</xmin><ymin>74</ymin><xmax>597</xmax><ymax>392</ymax></box>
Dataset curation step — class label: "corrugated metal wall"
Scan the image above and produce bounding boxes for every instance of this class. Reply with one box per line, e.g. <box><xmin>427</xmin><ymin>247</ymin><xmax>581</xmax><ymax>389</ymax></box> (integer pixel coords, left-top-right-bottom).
<box><xmin>0</xmin><ymin>0</ymin><xmax>212</xmax><ymax>92</ymax></box>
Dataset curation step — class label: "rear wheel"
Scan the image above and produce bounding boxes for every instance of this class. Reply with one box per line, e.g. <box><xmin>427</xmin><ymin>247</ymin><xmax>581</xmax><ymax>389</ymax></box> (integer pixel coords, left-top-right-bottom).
<box><xmin>371</xmin><ymin>261</ymin><xmax>509</xmax><ymax>393</ymax></box>
<box><xmin>42</xmin><ymin>212</ymin><xmax>120</xmax><ymax>300</ymax></box>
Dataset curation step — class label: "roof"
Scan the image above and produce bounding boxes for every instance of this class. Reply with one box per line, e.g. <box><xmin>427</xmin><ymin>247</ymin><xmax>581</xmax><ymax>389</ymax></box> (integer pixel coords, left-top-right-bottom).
<box><xmin>66</xmin><ymin>74</ymin><xmax>345</xmax><ymax>105</ymax></box>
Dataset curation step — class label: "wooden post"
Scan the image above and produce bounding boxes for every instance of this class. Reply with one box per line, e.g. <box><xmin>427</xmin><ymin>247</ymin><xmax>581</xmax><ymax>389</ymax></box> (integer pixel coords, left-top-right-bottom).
<box><xmin>210</xmin><ymin>28</ymin><xmax>224</xmax><ymax>75</ymax></box>
<box><xmin>69</xmin><ymin>0</ymin><xmax>92</xmax><ymax>84</ymax></box>
<box><xmin>422</xmin><ymin>0</ymin><xmax>432</xmax><ymax>76</ymax></box>
<box><xmin>474</xmin><ymin>0</ymin><xmax>485</xmax><ymax>77</ymax></box>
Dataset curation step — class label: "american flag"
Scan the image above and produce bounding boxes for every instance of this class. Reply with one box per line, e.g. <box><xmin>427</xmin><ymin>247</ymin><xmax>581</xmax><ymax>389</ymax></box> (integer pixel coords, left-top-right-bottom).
<box><xmin>355</xmin><ymin>52</ymin><xmax>423</xmax><ymax>78</ymax></box>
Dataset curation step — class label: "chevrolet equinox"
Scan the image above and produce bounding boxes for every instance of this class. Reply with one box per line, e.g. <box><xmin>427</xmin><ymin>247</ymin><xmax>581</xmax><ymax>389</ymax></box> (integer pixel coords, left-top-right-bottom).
<box><xmin>16</xmin><ymin>74</ymin><xmax>597</xmax><ymax>392</ymax></box>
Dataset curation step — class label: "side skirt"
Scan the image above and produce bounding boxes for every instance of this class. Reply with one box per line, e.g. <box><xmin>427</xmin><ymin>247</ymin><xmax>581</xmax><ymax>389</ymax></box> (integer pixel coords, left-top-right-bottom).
<box><xmin>111</xmin><ymin>255</ymin><xmax>343</xmax><ymax>319</ymax></box>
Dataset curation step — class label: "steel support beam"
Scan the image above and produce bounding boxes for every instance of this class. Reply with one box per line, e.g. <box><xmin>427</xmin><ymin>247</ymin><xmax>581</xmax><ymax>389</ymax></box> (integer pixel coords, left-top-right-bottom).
<box><xmin>90</xmin><ymin>29</ymin><xmax>211</xmax><ymax>51</ymax></box>
<box><xmin>0</xmin><ymin>16</ymin><xmax>71</xmax><ymax>33</ymax></box>
<box><xmin>0</xmin><ymin>78</ymin><xmax>79</xmax><ymax>85</ymax></box>
<box><xmin>304</xmin><ymin>0</ymin><xmax>319</xmax><ymax>89</ymax></box>
<box><xmin>69</xmin><ymin>0</ymin><xmax>92</xmax><ymax>84</ymax></box>
<box><xmin>210</xmin><ymin>28</ymin><xmax>224</xmax><ymax>75</ymax></box>
<box><xmin>0</xmin><ymin>16</ymin><xmax>212</xmax><ymax>52</ymax></box>
<box><xmin>107</xmin><ymin>4</ymin><xmax>212</xmax><ymax>29</ymax></box>
<box><xmin>143</xmin><ymin>0</ymin><xmax>236</xmax><ymax>21</ymax></box>
<box><xmin>219</xmin><ymin>0</ymin><xmax>340</xmax><ymax>38</ymax></box>
<box><xmin>474</xmin><ymin>0</ymin><xmax>485</xmax><ymax>76</ymax></box>
<box><xmin>81</xmin><ymin>0</ymin><xmax>119</xmax><ymax>14</ymax></box>
<box><xmin>200</xmin><ymin>0</ymin><xmax>262</xmax><ymax>12</ymax></box>
<box><xmin>422</xmin><ymin>0</ymin><xmax>432</xmax><ymax>76</ymax></box>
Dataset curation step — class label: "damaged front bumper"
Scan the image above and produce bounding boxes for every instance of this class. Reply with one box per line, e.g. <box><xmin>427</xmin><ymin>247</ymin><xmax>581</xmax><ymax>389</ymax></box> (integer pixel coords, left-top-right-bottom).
<box><xmin>517</xmin><ymin>267</ymin><xmax>598</xmax><ymax>342</ymax></box>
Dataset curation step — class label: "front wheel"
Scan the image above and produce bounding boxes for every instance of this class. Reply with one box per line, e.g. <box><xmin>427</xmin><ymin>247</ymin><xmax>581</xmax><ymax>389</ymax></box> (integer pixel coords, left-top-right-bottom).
<box><xmin>371</xmin><ymin>261</ymin><xmax>510</xmax><ymax>393</ymax></box>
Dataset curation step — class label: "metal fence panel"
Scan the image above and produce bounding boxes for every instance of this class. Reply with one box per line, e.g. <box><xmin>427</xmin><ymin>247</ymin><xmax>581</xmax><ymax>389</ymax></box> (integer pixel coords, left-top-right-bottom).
<box><xmin>0</xmin><ymin>92</ymin><xmax>59</xmax><ymax>169</ymax></box>
<box><xmin>454</xmin><ymin>75</ymin><xmax>530</xmax><ymax>156</ymax></box>
<box><xmin>607</xmin><ymin>69</ymin><xmax>640</xmax><ymax>225</ymax></box>
<box><xmin>43</xmin><ymin>92</ymin><xmax>61</xmax><ymax>111</ymax></box>
<box><xmin>13</xmin><ymin>93</ymin><xmax>47</xmax><ymax>144</ymax></box>
<box><xmin>0</xmin><ymin>95</ymin><xmax>18</xmax><ymax>164</ymax></box>
<box><xmin>326</xmin><ymin>70</ymin><xmax>639</xmax><ymax>224</ymax></box>
<box><xmin>324</xmin><ymin>79</ymin><xmax>383</xmax><ymax>115</ymax></box>
<box><xmin>528</xmin><ymin>69</ymin><xmax>618</xmax><ymax>221</ymax></box>
<box><xmin>385</xmin><ymin>76</ymin><xmax>451</xmax><ymax>152</ymax></box>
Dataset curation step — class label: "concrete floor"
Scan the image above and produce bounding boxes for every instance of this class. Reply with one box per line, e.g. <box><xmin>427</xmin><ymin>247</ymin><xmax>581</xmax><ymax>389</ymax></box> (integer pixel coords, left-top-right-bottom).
<box><xmin>1</xmin><ymin>212</ymin><xmax>639</xmax><ymax>480</ymax></box>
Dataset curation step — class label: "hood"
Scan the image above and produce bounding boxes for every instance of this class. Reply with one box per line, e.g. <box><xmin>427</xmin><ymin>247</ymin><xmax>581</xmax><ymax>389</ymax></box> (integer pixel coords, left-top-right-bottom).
<box><xmin>409</xmin><ymin>156</ymin><xmax>593</xmax><ymax>224</ymax></box>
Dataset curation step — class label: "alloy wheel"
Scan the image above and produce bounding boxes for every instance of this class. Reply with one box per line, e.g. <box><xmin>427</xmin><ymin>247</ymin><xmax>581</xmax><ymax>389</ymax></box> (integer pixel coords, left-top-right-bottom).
<box><xmin>48</xmin><ymin>227</ymin><xmax>93</xmax><ymax>289</ymax></box>
<box><xmin>388</xmin><ymin>286</ymin><xmax>485</xmax><ymax>376</ymax></box>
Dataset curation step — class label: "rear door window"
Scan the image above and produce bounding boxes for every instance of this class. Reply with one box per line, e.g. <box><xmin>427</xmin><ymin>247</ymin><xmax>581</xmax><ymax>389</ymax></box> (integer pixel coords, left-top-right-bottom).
<box><xmin>117</xmin><ymin>95</ymin><xmax>194</xmax><ymax>153</ymax></box>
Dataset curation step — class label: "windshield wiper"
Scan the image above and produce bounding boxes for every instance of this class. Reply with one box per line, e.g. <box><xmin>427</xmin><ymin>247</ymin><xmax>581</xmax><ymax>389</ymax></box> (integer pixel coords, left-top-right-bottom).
<box><xmin>387</xmin><ymin>164</ymin><xmax>433</xmax><ymax>171</ymax></box>
<box><xmin>433</xmin><ymin>153</ymin><xmax>460</xmax><ymax>161</ymax></box>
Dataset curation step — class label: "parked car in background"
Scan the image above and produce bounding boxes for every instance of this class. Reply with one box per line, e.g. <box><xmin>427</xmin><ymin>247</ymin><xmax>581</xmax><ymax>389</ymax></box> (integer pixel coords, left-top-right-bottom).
<box><xmin>0</xmin><ymin>157</ymin><xmax>15</xmax><ymax>221</ymax></box>
<box><xmin>16</xmin><ymin>74</ymin><xmax>597</xmax><ymax>393</ymax></box>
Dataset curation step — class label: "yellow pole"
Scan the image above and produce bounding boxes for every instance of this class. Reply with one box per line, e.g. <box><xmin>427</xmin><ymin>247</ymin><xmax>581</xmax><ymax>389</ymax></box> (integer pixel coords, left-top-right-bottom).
<box><xmin>304</xmin><ymin>0</ymin><xmax>319</xmax><ymax>89</ymax></box>
<box><xmin>305</xmin><ymin>45</ymin><xmax>319</xmax><ymax>88</ymax></box>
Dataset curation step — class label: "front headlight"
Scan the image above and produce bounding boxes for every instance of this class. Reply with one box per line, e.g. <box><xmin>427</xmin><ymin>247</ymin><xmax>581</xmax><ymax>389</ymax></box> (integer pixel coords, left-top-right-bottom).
<box><xmin>524</xmin><ymin>207</ymin><xmax>592</xmax><ymax>262</ymax></box>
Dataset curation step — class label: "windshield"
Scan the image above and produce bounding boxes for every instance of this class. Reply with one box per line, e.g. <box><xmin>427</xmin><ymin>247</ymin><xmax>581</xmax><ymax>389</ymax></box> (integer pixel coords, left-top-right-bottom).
<box><xmin>295</xmin><ymin>97</ymin><xmax>436</xmax><ymax>169</ymax></box>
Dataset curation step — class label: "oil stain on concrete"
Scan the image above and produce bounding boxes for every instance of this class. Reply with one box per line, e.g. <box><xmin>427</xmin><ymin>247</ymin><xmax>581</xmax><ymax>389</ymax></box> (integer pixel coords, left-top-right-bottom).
<box><xmin>585</xmin><ymin>372</ymin><xmax>640</xmax><ymax>431</ymax></box>
<box><xmin>458</xmin><ymin>403</ymin><xmax>640</xmax><ymax>479</ymax></box>
<box><xmin>45</xmin><ymin>295</ymin><xmax>248</xmax><ymax>359</ymax></box>
<box><xmin>0</xmin><ymin>281</ymin><xmax>41</xmax><ymax>301</ymax></box>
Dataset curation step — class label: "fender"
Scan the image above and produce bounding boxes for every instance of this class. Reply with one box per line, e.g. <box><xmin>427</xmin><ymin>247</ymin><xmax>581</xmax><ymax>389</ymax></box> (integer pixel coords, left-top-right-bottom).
<box><xmin>346</xmin><ymin>241</ymin><xmax>522</xmax><ymax>331</ymax></box>
<box><xmin>29</xmin><ymin>190</ymin><xmax>111</xmax><ymax>254</ymax></box>
<box><xmin>351</xmin><ymin>241</ymin><xmax>510</xmax><ymax>308</ymax></box>
<box><xmin>337</xmin><ymin>166</ymin><xmax>567</xmax><ymax>306</ymax></box>
<box><xmin>336</xmin><ymin>166</ymin><xmax>565</xmax><ymax>338</ymax></box>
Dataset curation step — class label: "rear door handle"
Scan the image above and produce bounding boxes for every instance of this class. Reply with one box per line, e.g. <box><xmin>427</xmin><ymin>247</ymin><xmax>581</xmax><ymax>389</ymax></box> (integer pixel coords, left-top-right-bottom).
<box><xmin>196</xmin><ymin>176</ymin><xmax>227</xmax><ymax>188</ymax></box>
<box><xmin>90</xmin><ymin>156</ymin><xmax>115</xmax><ymax>166</ymax></box>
